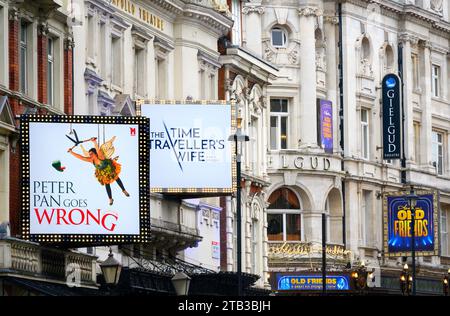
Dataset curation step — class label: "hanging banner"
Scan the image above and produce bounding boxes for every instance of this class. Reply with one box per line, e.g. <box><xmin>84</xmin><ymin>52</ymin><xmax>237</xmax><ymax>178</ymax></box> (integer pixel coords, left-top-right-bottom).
<box><xmin>383</xmin><ymin>190</ymin><xmax>439</xmax><ymax>257</ymax></box>
<box><xmin>138</xmin><ymin>100</ymin><xmax>235</xmax><ymax>195</ymax></box>
<box><xmin>317</xmin><ymin>99</ymin><xmax>333</xmax><ymax>154</ymax></box>
<box><xmin>20</xmin><ymin>115</ymin><xmax>150</xmax><ymax>244</ymax></box>
<box><xmin>382</xmin><ymin>73</ymin><xmax>401</xmax><ymax>160</ymax></box>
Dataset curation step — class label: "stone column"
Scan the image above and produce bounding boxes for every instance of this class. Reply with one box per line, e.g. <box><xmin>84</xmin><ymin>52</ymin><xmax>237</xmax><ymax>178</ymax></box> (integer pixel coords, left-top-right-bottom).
<box><xmin>399</xmin><ymin>33</ymin><xmax>418</xmax><ymax>165</ymax></box>
<box><xmin>298</xmin><ymin>6</ymin><xmax>322</xmax><ymax>150</ymax></box>
<box><xmin>242</xmin><ymin>2</ymin><xmax>264</xmax><ymax>57</ymax></box>
<box><xmin>324</xmin><ymin>15</ymin><xmax>339</xmax><ymax>153</ymax></box>
<box><xmin>419</xmin><ymin>40</ymin><xmax>434</xmax><ymax>172</ymax></box>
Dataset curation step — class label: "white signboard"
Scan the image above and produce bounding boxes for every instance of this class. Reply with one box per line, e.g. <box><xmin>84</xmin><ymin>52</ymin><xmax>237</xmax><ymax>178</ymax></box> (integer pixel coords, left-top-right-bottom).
<box><xmin>21</xmin><ymin>115</ymin><xmax>150</xmax><ymax>244</ymax></box>
<box><xmin>140</xmin><ymin>102</ymin><xmax>235</xmax><ymax>194</ymax></box>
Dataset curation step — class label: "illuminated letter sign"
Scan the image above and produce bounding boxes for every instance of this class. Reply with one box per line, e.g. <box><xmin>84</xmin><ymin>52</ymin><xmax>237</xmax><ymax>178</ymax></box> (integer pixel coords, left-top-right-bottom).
<box><xmin>382</xmin><ymin>73</ymin><xmax>401</xmax><ymax>160</ymax></box>
<box><xmin>20</xmin><ymin>115</ymin><xmax>150</xmax><ymax>244</ymax></box>
<box><xmin>139</xmin><ymin>101</ymin><xmax>235</xmax><ymax>195</ymax></box>
<box><xmin>276</xmin><ymin>274</ymin><xmax>351</xmax><ymax>291</ymax></box>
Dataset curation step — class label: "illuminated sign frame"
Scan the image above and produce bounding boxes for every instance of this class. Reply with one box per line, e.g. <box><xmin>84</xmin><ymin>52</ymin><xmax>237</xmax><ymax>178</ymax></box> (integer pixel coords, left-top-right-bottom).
<box><xmin>382</xmin><ymin>190</ymin><xmax>439</xmax><ymax>257</ymax></box>
<box><xmin>20</xmin><ymin>115</ymin><xmax>150</xmax><ymax>244</ymax></box>
<box><xmin>382</xmin><ymin>73</ymin><xmax>402</xmax><ymax>160</ymax></box>
<box><xmin>136</xmin><ymin>99</ymin><xmax>236</xmax><ymax>195</ymax></box>
<box><xmin>273</xmin><ymin>273</ymin><xmax>352</xmax><ymax>292</ymax></box>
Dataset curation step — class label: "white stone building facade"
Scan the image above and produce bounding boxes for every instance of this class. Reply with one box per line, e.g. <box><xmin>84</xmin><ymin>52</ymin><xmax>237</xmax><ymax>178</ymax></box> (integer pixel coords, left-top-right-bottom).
<box><xmin>70</xmin><ymin>0</ymin><xmax>234</xmax><ymax>274</ymax></box>
<box><xmin>226</xmin><ymin>0</ymin><xmax>450</xmax><ymax>294</ymax></box>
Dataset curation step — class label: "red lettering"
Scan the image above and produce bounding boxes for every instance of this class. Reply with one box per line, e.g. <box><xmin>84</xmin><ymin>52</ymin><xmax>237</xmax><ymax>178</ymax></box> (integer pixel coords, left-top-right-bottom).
<box><xmin>102</xmin><ymin>213</ymin><xmax>118</xmax><ymax>232</ymax></box>
<box><xmin>34</xmin><ymin>208</ymin><xmax>55</xmax><ymax>224</ymax></box>
<box><xmin>56</xmin><ymin>209</ymin><xmax>70</xmax><ymax>225</ymax></box>
<box><xmin>68</xmin><ymin>208</ymin><xmax>85</xmax><ymax>225</ymax></box>
<box><xmin>33</xmin><ymin>208</ymin><xmax>119</xmax><ymax>231</ymax></box>
<box><xmin>86</xmin><ymin>209</ymin><xmax>101</xmax><ymax>226</ymax></box>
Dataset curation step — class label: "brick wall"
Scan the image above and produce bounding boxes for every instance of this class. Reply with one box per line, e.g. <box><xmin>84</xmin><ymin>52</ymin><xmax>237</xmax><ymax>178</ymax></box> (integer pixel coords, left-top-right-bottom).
<box><xmin>8</xmin><ymin>15</ymin><xmax>21</xmax><ymax>237</ymax></box>
<box><xmin>37</xmin><ymin>32</ymin><xmax>47</xmax><ymax>104</ymax></box>
<box><xmin>64</xmin><ymin>44</ymin><xmax>73</xmax><ymax>114</ymax></box>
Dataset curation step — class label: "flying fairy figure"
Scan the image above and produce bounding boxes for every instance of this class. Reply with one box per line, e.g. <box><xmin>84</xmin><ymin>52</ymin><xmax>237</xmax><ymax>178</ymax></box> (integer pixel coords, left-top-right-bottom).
<box><xmin>68</xmin><ymin>136</ymin><xmax>129</xmax><ymax>205</ymax></box>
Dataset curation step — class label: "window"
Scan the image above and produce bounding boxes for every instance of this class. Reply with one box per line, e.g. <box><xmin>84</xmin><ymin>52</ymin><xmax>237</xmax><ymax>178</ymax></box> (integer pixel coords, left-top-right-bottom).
<box><xmin>361</xmin><ymin>109</ymin><xmax>369</xmax><ymax>159</ymax></box>
<box><xmin>209</xmin><ymin>74</ymin><xmax>216</xmax><ymax>99</ymax></box>
<box><xmin>134</xmin><ymin>47</ymin><xmax>146</xmax><ymax>97</ymax></box>
<box><xmin>432</xmin><ymin>131</ymin><xmax>444</xmax><ymax>175</ymax></box>
<box><xmin>413</xmin><ymin>122</ymin><xmax>421</xmax><ymax>163</ymax></box>
<box><xmin>99</xmin><ymin>22</ymin><xmax>106</xmax><ymax>76</ymax></box>
<box><xmin>251</xmin><ymin>220</ymin><xmax>258</xmax><ymax>274</ymax></box>
<box><xmin>156</xmin><ymin>58</ymin><xmax>167</xmax><ymax>99</ymax></box>
<box><xmin>411</xmin><ymin>53</ymin><xmax>419</xmax><ymax>89</ymax></box>
<box><xmin>111</xmin><ymin>35</ymin><xmax>122</xmax><ymax>86</ymax></box>
<box><xmin>441</xmin><ymin>209</ymin><xmax>448</xmax><ymax>257</ymax></box>
<box><xmin>199</xmin><ymin>69</ymin><xmax>206</xmax><ymax>99</ymax></box>
<box><xmin>431</xmin><ymin>64</ymin><xmax>440</xmax><ymax>97</ymax></box>
<box><xmin>361</xmin><ymin>190</ymin><xmax>373</xmax><ymax>246</ymax></box>
<box><xmin>86</xmin><ymin>14</ymin><xmax>95</xmax><ymax>59</ymax></box>
<box><xmin>19</xmin><ymin>21</ymin><xmax>28</xmax><ymax>94</ymax></box>
<box><xmin>267</xmin><ymin>188</ymin><xmax>301</xmax><ymax>242</ymax></box>
<box><xmin>0</xmin><ymin>146</ymin><xmax>8</xmax><ymax>222</ymax></box>
<box><xmin>47</xmin><ymin>38</ymin><xmax>54</xmax><ymax>106</ymax></box>
<box><xmin>231</xmin><ymin>0</ymin><xmax>242</xmax><ymax>45</ymax></box>
<box><xmin>271</xmin><ymin>27</ymin><xmax>287</xmax><ymax>48</ymax></box>
<box><xmin>270</xmin><ymin>99</ymin><xmax>288</xmax><ymax>150</ymax></box>
<box><xmin>0</xmin><ymin>5</ymin><xmax>7</xmax><ymax>86</ymax></box>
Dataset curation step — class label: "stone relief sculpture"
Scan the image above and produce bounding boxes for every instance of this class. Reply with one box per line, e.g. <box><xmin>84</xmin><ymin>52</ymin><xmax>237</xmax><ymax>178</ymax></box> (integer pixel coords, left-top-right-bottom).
<box><xmin>430</xmin><ymin>0</ymin><xmax>443</xmax><ymax>13</ymax></box>
<box><xmin>211</xmin><ymin>0</ymin><xmax>231</xmax><ymax>14</ymax></box>
<box><xmin>355</xmin><ymin>36</ymin><xmax>374</xmax><ymax>77</ymax></box>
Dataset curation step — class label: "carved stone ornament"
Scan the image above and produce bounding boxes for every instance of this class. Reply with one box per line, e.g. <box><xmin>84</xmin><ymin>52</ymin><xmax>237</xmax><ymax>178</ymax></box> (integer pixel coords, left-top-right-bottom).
<box><xmin>298</xmin><ymin>6</ymin><xmax>323</xmax><ymax>17</ymax></box>
<box><xmin>399</xmin><ymin>33</ymin><xmax>419</xmax><ymax>46</ymax></box>
<box><xmin>430</xmin><ymin>0</ymin><xmax>443</xmax><ymax>14</ymax></box>
<box><xmin>242</xmin><ymin>5</ymin><xmax>265</xmax><ymax>15</ymax></box>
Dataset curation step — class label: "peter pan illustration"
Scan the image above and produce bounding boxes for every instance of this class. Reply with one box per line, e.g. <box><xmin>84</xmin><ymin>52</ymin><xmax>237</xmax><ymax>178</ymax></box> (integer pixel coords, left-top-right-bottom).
<box><xmin>67</xmin><ymin>131</ymin><xmax>129</xmax><ymax>206</ymax></box>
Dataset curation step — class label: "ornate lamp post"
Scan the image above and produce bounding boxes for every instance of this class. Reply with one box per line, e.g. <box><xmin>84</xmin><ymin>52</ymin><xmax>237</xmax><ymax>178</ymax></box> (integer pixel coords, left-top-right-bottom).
<box><xmin>171</xmin><ymin>272</ymin><xmax>191</xmax><ymax>296</ymax></box>
<box><xmin>406</xmin><ymin>187</ymin><xmax>419</xmax><ymax>296</ymax></box>
<box><xmin>443</xmin><ymin>268</ymin><xmax>449</xmax><ymax>296</ymax></box>
<box><xmin>100</xmin><ymin>248</ymin><xmax>122</xmax><ymax>294</ymax></box>
<box><xmin>228</xmin><ymin>113</ymin><xmax>249</xmax><ymax>296</ymax></box>
<box><xmin>400</xmin><ymin>263</ymin><xmax>413</xmax><ymax>296</ymax></box>
<box><xmin>351</xmin><ymin>260</ymin><xmax>371</xmax><ymax>295</ymax></box>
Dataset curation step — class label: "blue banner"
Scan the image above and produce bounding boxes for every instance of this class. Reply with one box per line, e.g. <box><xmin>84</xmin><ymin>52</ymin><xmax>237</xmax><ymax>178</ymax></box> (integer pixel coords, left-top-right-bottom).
<box><xmin>318</xmin><ymin>99</ymin><xmax>333</xmax><ymax>154</ymax></box>
<box><xmin>276</xmin><ymin>275</ymin><xmax>350</xmax><ymax>291</ymax></box>
<box><xmin>385</xmin><ymin>192</ymin><xmax>438</xmax><ymax>255</ymax></box>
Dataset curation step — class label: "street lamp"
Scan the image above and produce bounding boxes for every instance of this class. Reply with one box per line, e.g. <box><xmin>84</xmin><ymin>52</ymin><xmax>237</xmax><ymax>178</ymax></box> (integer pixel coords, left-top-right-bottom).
<box><xmin>171</xmin><ymin>272</ymin><xmax>191</xmax><ymax>296</ymax></box>
<box><xmin>351</xmin><ymin>260</ymin><xmax>369</xmax><ymax>295</ymax></box>
<box><xmin>229</xmin><ymin>113</ymin><xmax>249</xmax><ymax>297</ymax></box>
<box><xmin>400</xmin><ymin>263</ymin><xmax>412</xmax><ymax>295</ymax></box>
<box><xmin>406</xmin><ymin>186</ymin><xmax>419</xmax><ymax>296</ymax></box>
<box><xmin>443</xmin><ymin>268</ymin><xmax>449</xmax><ymax>296</ymax></box>
<box><xmin>100</xmin><ymin>248</ymin><xmax>122</xmax><ymax>287</ymax></box>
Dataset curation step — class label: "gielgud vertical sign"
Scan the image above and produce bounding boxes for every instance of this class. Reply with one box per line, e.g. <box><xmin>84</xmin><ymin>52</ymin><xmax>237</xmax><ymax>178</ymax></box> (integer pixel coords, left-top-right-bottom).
<box><xmin>20</xmin><ymin>115</ymin><xmax>150</xmax><ymax>244</ymax></box>
<box><xmin>382</xmin><ymin>73</ymin><xmax>402</xmax><ymax>160</ymax></box>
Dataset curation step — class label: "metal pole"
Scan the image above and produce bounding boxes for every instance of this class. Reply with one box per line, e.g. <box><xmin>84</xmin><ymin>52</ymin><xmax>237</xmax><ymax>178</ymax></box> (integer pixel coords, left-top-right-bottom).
<box><xmin>322</xmin><ymin>212</ymin><xmax>327</xmax><ymax>296</ymax></box>
<box><xmin>236</xmin><ymin>136</ymin><xmax>242</xmax><ymax>297</ymax></box>
<box><xmin>398</xmin><ymin>42</ymin><xmax>406</xmax><ymax>184</ymax></box>
<box><xmin>338</xmin><ymin>2</ymin><xmax>347</xmax><ymax>248</ymax></box>
<box><xmin>411</xmin><ymin>206</ymin><xmax>416</xmax><ymax>295</ymax></box>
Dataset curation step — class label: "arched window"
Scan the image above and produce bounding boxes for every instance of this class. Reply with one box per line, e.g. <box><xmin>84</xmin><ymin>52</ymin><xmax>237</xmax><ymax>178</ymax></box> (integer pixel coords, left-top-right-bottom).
<box><xmin>267</xmin><ymin>188</ymin><xmax>302</xmax><ymax>241</ymax></box>
<box><xmin>271</xmin><ymin>27</ymin><xmax>288</xmax><ymax>48</ymax></box>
